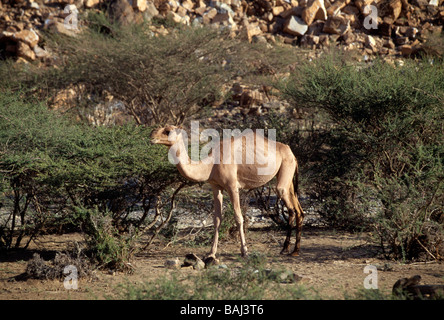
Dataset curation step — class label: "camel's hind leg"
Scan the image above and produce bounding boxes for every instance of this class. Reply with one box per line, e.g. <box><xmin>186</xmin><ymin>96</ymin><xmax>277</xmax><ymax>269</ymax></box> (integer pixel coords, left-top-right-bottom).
<box><xmin>276</xmin><ymin>154</ymin><xmax>304</xmax><ymax>256</ymax></box>
<box><xmin>289</xmin><ymin>182</ymin><xmax>304</xmax><ymax>256</ymax></box>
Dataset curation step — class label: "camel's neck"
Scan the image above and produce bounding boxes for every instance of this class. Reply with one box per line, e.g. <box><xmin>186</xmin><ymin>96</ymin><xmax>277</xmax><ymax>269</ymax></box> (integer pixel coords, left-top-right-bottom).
<box><xmin>169</xmin><ymin>137</ymin><xmax>213</xmax><ymax>183</ymax></box>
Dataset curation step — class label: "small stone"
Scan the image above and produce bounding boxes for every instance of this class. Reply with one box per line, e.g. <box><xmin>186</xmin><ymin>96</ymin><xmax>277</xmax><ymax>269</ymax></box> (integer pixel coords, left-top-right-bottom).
<box><xmin>84</xmin><ymin>0</ymin><xmax>100</xmax><ymax>8</ymax></box>
<box><xmin>165</xmin><ymin>258</ymin><xmax>181</xmax><ymax>269</ymax></box>
<box><xmin>183</xmin><ymin>253</ymin><xmax>206</xmax><ymax>270</ymax></box>
<box><xmin>29</xmin><ymin>1</ymin><xmax>40</xmax><ymax>10</ymax></box>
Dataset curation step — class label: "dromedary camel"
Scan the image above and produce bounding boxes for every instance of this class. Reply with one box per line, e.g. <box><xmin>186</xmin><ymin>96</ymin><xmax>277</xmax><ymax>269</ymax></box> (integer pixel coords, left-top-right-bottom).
<box><xmin>150</xmin><ymin>125</ymin><xmax>304</xmax><ymax>258</ymax></box>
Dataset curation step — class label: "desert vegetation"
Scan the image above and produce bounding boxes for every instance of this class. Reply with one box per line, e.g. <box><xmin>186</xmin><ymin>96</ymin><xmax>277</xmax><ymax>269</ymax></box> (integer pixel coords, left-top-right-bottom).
<box><xmin>1</xmin><ymin>7</ymin><xmax>443</xmax><ymax>300</ymax></box>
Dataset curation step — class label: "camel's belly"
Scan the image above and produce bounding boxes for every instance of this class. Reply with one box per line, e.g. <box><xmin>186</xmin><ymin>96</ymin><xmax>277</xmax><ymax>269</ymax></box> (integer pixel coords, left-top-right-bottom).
<box><xmin>236</xmin><ymin>164</ymin><xmax>278</xmax><ymax>190</ymax></box>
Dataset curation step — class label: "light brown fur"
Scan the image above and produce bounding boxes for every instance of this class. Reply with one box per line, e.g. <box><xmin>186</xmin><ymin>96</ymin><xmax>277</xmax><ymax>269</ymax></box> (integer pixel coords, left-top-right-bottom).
<box><xmin>151</xmin><ymin>125</ymin><xmax>304</xmax><ymax>258</ymax></box>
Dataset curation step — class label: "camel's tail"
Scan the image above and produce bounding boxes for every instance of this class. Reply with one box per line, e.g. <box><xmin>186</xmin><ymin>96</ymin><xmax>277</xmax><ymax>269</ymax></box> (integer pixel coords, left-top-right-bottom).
<box><xmin>291</xmin><ymin>158</ymin><xmax>304</xmax><ymax>218</ymax></box>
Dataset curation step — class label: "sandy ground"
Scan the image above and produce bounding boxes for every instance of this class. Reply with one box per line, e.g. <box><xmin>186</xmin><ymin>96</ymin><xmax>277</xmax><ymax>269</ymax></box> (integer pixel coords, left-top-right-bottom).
<box><xmin>1</xmin><ymin>227</ymin><xmax>443</xmax><ymax>300</ymax></box>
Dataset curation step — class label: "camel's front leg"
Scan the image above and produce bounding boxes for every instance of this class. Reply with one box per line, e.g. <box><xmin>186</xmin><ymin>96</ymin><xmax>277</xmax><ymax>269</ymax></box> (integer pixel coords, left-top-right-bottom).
<box><xmin>228</xmin><ymin>187</ymin><xmax>248</xmax><ymax>257</ymax></box>
<box><xmin>208</xmin><ymin>186</ymin><xmax>223</xmax><ymax>258</ymax></box>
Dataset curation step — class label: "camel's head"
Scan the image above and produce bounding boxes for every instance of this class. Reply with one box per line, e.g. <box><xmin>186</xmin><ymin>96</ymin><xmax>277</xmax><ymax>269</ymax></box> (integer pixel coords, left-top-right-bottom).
<box><xmin>150</xmin><ymin>125</ymin><xmax>182</xmax><ymax>146</ymax></box>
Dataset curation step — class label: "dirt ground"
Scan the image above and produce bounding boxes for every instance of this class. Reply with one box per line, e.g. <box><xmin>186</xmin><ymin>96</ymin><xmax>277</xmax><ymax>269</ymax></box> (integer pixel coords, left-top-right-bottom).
<box><xmin>1</xmin><ymin>227</ymin><xmax>443</xmax><ymax>300</ymax></box>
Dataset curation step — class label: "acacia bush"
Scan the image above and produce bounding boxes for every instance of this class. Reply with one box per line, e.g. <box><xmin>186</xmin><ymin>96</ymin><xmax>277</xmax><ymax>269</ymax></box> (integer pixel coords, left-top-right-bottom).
<box><xmin>0</xmin><ymin>91</ymin><xmax>182</xmax><ymax>268</ymax></box>
<box><xmin>280</xmin><ymin>53</ymin><xmax>444</xmax><ymax>261</ymax></box>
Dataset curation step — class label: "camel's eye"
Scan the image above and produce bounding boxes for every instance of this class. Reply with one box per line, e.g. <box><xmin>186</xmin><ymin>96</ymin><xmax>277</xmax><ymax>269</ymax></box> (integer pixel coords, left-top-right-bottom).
<box><xmin>164</xmin><ymin>129</ymin><xmax>170</xmax><ymax>135</ymax></box>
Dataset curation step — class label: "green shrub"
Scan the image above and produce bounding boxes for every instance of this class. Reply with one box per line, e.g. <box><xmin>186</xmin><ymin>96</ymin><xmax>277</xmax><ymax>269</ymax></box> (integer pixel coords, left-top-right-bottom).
<box><xmin>74</xmin><ymin>206</ymin><xmax>137</xmax><ymax>271</ymax></box>
<box><xmin>0</xmin><ymin>91</ymin><xmax>82</xmax><ymax>250</ymax></box>
<box><xmin>280</xmin><ymin>53</ymin><xmax>444</xmax><ymax>260</ymax></box>
<box><xmin>0</xmin><ymin>91</ymin><xmax>181</xmax><ymax>263</ymax></box>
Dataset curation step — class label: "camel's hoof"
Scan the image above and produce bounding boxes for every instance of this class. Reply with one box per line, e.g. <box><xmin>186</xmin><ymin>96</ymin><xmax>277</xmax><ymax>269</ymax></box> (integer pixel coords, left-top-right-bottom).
<box><xmin>280</xmin><ymin>249</ymin><xmax>290</xmax><ymax>255</ymax></box>
<box><xmin>289</xmin><ymin>251</ymin><xmax>300</xmax><ymax>257</ymax></box>
<box><xmin>204</xmin><ymin>256</ymin><xmax>219</xmax><ymax>267</ymax></box>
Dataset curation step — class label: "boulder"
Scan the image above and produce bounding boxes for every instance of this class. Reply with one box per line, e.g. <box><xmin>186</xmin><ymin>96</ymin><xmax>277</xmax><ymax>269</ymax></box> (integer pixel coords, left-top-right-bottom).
<box><xmin>302</xmin><ymin>0</ymin><xmax>327</xmax><ymax>26</ymax></box>
<box><xmin>242</xmin><ymin>19</ymin><xmax>263</xmax><ymax>42</ymax></box>
<box><xmin>280</xmin><ymin>6</ymin><xmax>304</xmax><ymax>19</ymax></box>
<box><xmin>195</xmin><ymin>5</ymin><xmax>207</xmax><ymax>16</ymax></box>
<box><xmin>45</xmin><ymin>20</ymin><xmax>79</xmax><ymax>37</ymax></box>
<box><xmin>181</xmin><ymin>0</ymin><xmax>195</xmax><ymax>11</ymax></box>
<box><xmin>133</xmin><ymin>0</ymin><xmax>147</xmax><ymax>12</ymax></box>
<box><xmin>177</xmin><ymin>6</ymin><xmax>188</xmax><ymax>17</ymax></box>
<box><xmin>388</xmin><ymin>0</ymin><xmax>403</xmax><ymax>22</ymax></box>
<box><xmin>167</xmin><ymin>10</ymin><xmax>189</xmax><ymax>24</ymax></box>
<box><xmin>365</xmin><ymin>34</ymin><xmax>377</xmax><ymax>51</ymax></box>
<box><xmin>206</xmin><ymin>7</ymin><xmax>218</xmax><ymax>20</ymax></box>
<box><xmin>322</xmin><ymin>15</ymin><xmax>350</xmax><ymax>35</ymax></box>
<box><xmin>17</xmin><ymin>41</ymin><xmax>35</xmax><ymax>61</ymax></box>
<box><xmin>272</xmin><ymin>6</ymin><xmax>285</xmax><ymax>16</ymax></box>
<box><xmin>33</xmin><ymin>45</ymin><xmax>49</xmax><ymax>59</ymax></box>
<box><xmin>283</xmin><ymin>15</ymin><xmax>308</xmax><ymax>36</ymax></box>
<box><xmin>212</xmin><ymin>12</ymin><xmax>231</xmax><ymax>24</ymax></box>
<box><xmin>13</xmin><ymin>29</ymin><xmax>39</xmax><ymax>48</ymax></box>
<box><xmin>399</xmin><ymin>44</ymin><xmax>417</xmax><ymax>56</ymax></box>
<box><xmin>143</xmin><ymin>1</ymin><xmax>159</xmax><ymax>20</ymax></box>
<box><xmin>326</xmin><ymin>0</ymin><xmax>350</xmax><ymax>16</ymax></box>
<box><xmin>110</xmin><ymin>0</ymin><xmax>137</xmax><ymax>25</ymax></box>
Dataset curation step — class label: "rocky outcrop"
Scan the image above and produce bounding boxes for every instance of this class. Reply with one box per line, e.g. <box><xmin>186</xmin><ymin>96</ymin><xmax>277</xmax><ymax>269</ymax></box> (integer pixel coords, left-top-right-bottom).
<box><xmin>1</xmin><ymin>0</ymin><xmax>443</xmax><ymax>62</ymax></box>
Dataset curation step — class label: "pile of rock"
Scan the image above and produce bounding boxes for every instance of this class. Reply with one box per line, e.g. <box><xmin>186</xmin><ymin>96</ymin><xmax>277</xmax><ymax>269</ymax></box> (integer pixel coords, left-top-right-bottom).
<box><xmin>0</xmin><ymin>0</ymin><xmax>81</xmax><ymax>62</ymax></box>
<box><xmin>0</xmin><ymin>28</ymin><xmax>43</xmax><ymax>61</ymax></box>
<box><xmin>1</xmin><ymin>0</ymin><xmax>443</xmax><ymax>62</ymax></box>
<box><xmin>148</xmin><ymin>0</ymin><xmax>443</xmax><ymax>56</ymax></box>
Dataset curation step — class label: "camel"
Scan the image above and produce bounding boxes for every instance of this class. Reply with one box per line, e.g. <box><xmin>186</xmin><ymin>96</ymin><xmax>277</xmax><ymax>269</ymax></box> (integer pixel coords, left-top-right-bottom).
<box><xmin>150</xmin><ymin>125</ymin><xmax>304</xmax><ymax>258</ymax></box>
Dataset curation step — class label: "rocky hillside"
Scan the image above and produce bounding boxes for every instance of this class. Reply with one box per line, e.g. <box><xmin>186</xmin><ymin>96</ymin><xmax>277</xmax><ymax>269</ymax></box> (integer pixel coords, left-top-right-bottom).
<box><xmin>1</xmin><ymin>0</ymin><xmax>443</xmax><ymax>63</ymax></box>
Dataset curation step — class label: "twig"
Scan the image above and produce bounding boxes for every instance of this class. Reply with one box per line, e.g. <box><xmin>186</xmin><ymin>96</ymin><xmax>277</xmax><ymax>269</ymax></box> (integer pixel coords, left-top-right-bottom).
<box><xmin>162</xmin><ymin>225</ymin><xmax>206</xmax><ymax>249</ymax></box>
<box><xmin>142</xmin><ymin>183</ymin><xmax>186</xmax><ymax>250</ymax></box>
<box><xmin>416</xmin><ymin>238</ymin><xmax>437</xmax><ymax>261</ymax></box>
